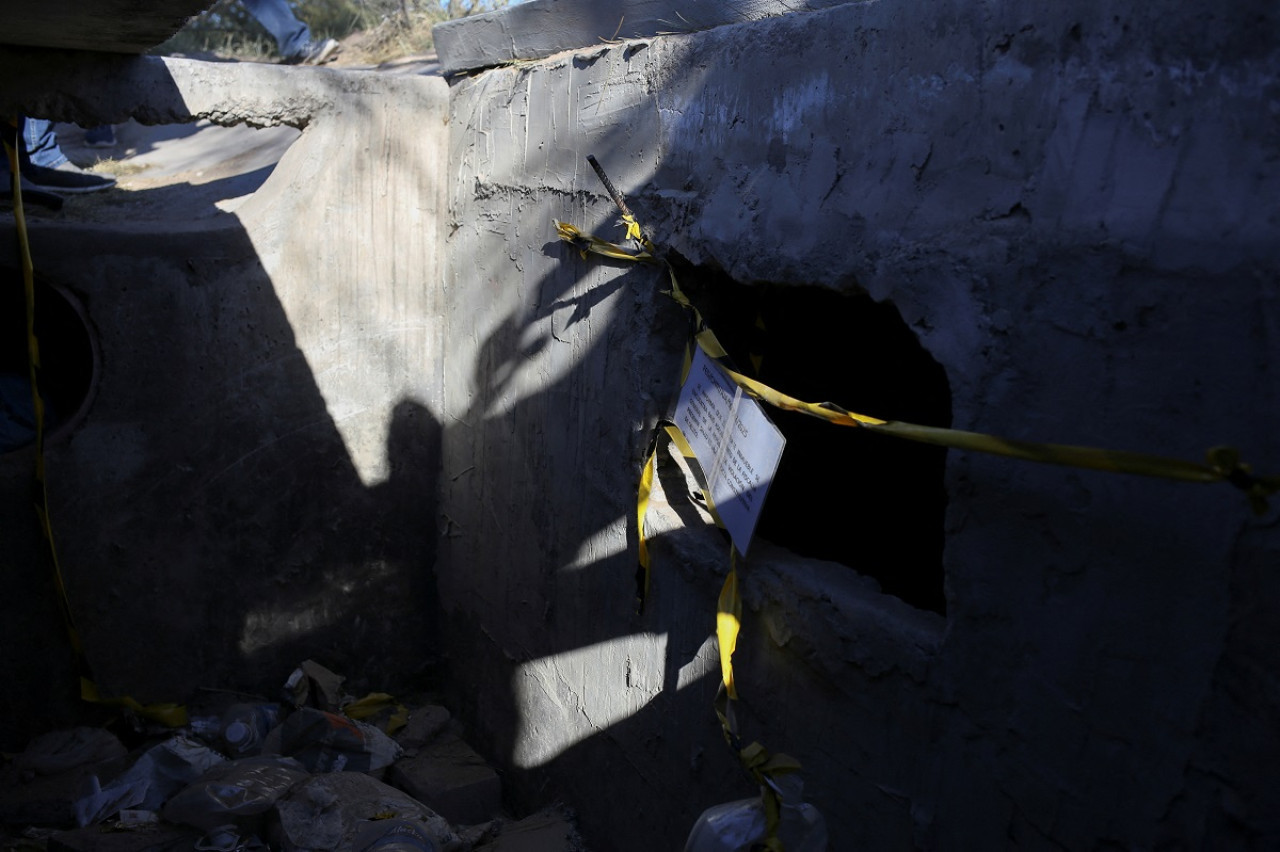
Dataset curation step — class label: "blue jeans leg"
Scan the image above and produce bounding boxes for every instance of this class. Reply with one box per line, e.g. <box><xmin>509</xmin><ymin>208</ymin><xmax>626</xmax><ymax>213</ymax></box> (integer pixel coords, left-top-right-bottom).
<box><xmin>22</xmin><ymin>117</ymin><xmax>67</xmax><ymax>169</ymax></box>
<box><xmin>240</xmin><ymin>0</ymin><xmax>312</xmax><ymax>59</ymax></box>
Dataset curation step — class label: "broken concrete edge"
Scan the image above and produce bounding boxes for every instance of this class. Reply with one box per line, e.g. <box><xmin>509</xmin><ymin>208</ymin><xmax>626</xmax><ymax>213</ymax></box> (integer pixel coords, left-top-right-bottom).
<box><xmin>0</xmin><ymin>48</ymin><xmax>448</xmax><ymax>130</ymax></box>
<box><xmin>431</xmin><ymin>0</ymin><xmax>868</xmax><ymax>76</ymax></box>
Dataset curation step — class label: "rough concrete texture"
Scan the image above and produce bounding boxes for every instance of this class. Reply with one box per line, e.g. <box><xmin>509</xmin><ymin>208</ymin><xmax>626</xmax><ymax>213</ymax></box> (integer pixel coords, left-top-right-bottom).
<box><xmin>1</xmin><ymin>2</ymin><xmax>1278</xmax><ymax>850</ymax></box>
<box><xmin>436</xmin><ymin>0</ymin><xmax>1280</xmax><ymax>849</ymax></box>
<box><xmin>0</xmin><ymin>2</ymin><xmax>209</xmax><ymax>54</ymax></box>
<box><xmin>433</xmin><ymin>0</ymin><xmax>858</xmax><ymax>75</ymax></box>
<box><xmin>0</xmin><ymin>54</ymin><xmax>449</xmax><ymax>733</ymax></box>
<box><xmin>388</xmin><ymin>730</ymin><xmax>504</xmax><ymax>825</ymax></box>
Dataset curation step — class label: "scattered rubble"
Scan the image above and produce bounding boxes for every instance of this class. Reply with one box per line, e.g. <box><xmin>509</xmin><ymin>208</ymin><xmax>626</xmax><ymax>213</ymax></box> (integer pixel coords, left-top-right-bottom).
<box><xmin>0</xmin><ymin>661</ymin><xmax>585</xmax><ymax>851</ymax></box>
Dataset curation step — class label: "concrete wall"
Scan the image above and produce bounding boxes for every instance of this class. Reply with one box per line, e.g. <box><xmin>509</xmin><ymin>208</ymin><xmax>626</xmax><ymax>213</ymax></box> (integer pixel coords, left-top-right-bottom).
<box><xmin>436</xmin><ymin>0</ymin><xmax>1280</xmax><ymax>848</ymax></box>
<box><xmin>0</xmin><ymin>55</ymin><xmax>450</xmax><ymax>743</ymax></box>
<box><xmin>1</xmin><ymin>2</ymin><xmax>1277</xmax><ymax>849</ymax></box>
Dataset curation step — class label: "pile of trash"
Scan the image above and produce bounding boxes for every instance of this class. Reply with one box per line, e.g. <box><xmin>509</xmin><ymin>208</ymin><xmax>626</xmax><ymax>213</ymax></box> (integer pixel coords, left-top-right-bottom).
<box><xmin>0</xmin><ymin>661</ymin><xmax>584</xmax><ymax>851</ymax></box>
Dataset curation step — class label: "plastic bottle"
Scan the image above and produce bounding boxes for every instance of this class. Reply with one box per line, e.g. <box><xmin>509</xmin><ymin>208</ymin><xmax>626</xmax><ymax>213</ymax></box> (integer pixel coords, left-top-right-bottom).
<box><xmin>219</xmin><ymin>703</ymin><xmax>281</xmax><ymax>757</ymax></box>
<box><xmin>685</xmin><ymin>776</ymin><xmax>828</xmax><ymax>852</ymax></box>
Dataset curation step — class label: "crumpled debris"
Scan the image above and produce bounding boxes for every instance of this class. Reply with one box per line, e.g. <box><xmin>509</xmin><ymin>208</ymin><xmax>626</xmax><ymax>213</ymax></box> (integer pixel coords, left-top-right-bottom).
<box><xmin>11</xmin><ymin>727</ymin><xmax>126</xmax><ymax>776</ymax></box>
<box><xmin>266</xmin><ymin>708</ymin><xmax>401</xmax><ymax>774</ymax></box>
<box><xmin>273</xmin><ymin>772</ymin><xmax>459</xmax><ymax>852</ymax></box>
<box><xmin>74</xmin><ymin>735</ymin><xmax>224</xmax><ymax>826</ymax></box>
<box><xmin>162</xmin><ymin>755</ymin><xmax>310</xmax><ymax>832</ymax></box>
<box><xmin>282</xmin><ymin>660</ymin><xmax>349</xmax><ymax>714</ymax></box>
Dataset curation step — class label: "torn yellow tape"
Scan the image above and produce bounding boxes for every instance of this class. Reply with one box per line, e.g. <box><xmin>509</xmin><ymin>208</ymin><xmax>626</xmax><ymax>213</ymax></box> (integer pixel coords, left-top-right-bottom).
<box><xmin>717</xmin><ymin>565</ymin><xmax>741</xmax><ymax>701</ymax></box>
<box><xmin>344</xmin><ymin>692</ymin><xmax>410</xmax><ymax>734</ymax></box>
<box><xmin>635</xmin><ymin>421</ymin><xmax>725</xmax><ymax>612</ymax></box>
<box><xmin>554</xmin><ymin>221</ymin><xmax>656</xmax><ymax>263</ymax></box>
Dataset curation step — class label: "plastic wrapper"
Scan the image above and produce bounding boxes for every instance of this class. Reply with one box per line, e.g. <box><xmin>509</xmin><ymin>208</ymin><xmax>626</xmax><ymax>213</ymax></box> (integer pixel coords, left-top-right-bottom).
<box><xmin>162</xmin><ymin>756</ymin><xmax>311</xmax><ymax>832</ymax></box>
<box><xmin>74</xmin><ymin>735</ymin><xmax>225</xmax><ymax>826</ymax></box>
<box><xmin>273</xmin><ymin>772</ymin><xmax>459</xmax><ymax>852</ymax></box>
<box><xmin>283</xmin><ymin>660</ymin><xmax>348</xmax><ymax>713</ymax></box>
<box><xmin>268</xmin><ymin>708</ymin><xmax>402</xmax><ymax>773</ymax></box>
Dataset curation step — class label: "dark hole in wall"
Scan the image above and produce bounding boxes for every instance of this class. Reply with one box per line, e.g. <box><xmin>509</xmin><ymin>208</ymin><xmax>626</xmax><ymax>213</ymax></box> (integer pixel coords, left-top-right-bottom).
<box><xmin>1</xmin><ymin>271</ymin><xmax>95</xmax><ymax>453</ymax></box>
<box><xmin>671</xmin><ymin>255</ymin><xmax>951</xmax><ymax>614</ymax></box>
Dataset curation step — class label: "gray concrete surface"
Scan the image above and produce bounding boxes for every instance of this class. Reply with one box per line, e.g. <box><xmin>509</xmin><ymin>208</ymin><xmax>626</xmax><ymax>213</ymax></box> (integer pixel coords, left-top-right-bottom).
<box><xmin>433</xmin><ymin>0</ymin><xmax>861</xmax><ymax>75</ymax></box>
<box><xmin>434</xmin><ymin>0</ymin><xmax>1280</xmax><ymax>849</ymax></box>
<box><xmin>1</xmin><ymin>53</ymin><xmax>450</xmax><ymax>742</ymax></box>
<box><xmin>1</xmin><ymin>1</ymin><xmax>1278</xmax><ymax>850</ymax></box>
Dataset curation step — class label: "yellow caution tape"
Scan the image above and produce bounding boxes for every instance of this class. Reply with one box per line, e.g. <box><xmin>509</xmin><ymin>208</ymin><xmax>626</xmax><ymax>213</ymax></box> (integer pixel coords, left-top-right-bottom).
<box><xmin>716</xmin><ymin>561</ymin><xmax>741</xmax><ymax>701</ymax></box>
<box><xmin>6</xmin><ymin>124</ymin><xmax>186</xmax><ymax>729</ymax></box>
<box><xmin>554</xmin><ymin>221</ymin><xmax>656</xmax><ymax>263</ymax></box>
<box><xmin>553</xmin><ymin>218</ymin><xmax>1279</xmax><ymax>514</ymax></box>
<box><xmin>635</xmin><ymin>420</ymin><xmax>723</xmax><ymax>612</ymax></box>
<box><xmin>563</xmin><ymin>156</ymin><xmax>1274</xmax><ymax>852</ymax></box>
<box><xmin>711</xmin><ymin>548</ymin><xmax>798</xmax><ymax>852</ymax></box>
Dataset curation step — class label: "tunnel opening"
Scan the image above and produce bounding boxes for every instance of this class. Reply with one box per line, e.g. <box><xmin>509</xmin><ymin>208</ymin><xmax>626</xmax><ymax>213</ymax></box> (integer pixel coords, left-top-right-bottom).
<box><xmin>1</xmin><ymin>272</ymin><xmax>96</xmax><ymax>454</ymax></box>
<box><xmin>671</xmin><ymin>255</ymin><xmax>952</xmax><ymax>614</ymax></box>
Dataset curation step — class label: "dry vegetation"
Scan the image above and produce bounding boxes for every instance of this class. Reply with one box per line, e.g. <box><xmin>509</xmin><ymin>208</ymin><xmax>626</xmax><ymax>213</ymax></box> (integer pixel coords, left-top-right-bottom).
<box><xmin>154</xmin><ymin>0</ymin><xmax>513</xmax><ymax>66</ymax></box>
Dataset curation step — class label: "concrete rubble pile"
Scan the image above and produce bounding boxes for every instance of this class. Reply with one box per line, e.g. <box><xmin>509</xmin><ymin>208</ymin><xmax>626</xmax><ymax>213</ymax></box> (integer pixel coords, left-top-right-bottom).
<box><xmin>0</xmin><ymin>662</ymin><xmax>584</xmax><ymax>852</ymax></box>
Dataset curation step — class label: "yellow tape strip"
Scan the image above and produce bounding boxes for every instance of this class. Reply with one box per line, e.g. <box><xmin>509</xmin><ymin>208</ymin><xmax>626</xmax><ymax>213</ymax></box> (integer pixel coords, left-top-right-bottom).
<box><xmin>636</xmin><ymin>442</ymin><xmax>656</xmax><ymax>611</ymax></box>
<box><xmin>343</xmin><ymin>692</ymin><xmax>410</xmax><ymax>734</ymax></box>
<box><xmin>635</xmin><ymin>420</ymin><xmax>725</xmax><ymax>612</ymax></box>
<box><xmin>6</xmin><ymin>125</ymin><xmax>186</xmax><ymax>727</ymax></box>
<box><xmin>716</xmin><ymin>559</ymin><xmax>741</xmax><ymax>701</ymax></box>
<box><xmin>554</xmin><ymin>221</ymin><xmax>656</xmax><ymax>263</ymax></box>
<box><xmin>569</xmin><ymin>167</ymin><xmax>806</xmax><ymax>850</ymax></box>
<box><xmin>565</xmin><ymin>160</ymin><xmax>1271</xmax><ymax>851</ymax></box>
<box><xmin>555</xmin><ymin>220</ymin><xmax>1279</xmax><ymax>512</ymax></box>
<box><xmin>712</xmin><ymin>549</ymin><xmax>799</xmax><ymax>851</ymax></box>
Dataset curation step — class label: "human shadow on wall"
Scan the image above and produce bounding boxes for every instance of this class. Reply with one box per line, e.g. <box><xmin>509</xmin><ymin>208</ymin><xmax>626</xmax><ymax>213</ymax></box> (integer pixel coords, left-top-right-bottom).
<box><xmin>0</xmin><ymin>80</ymin><xmax>444</xmax><ymax>746</ymax></box>
<box><xmin>435</xmin><ymin>240</ymin><xmax>772</xmax><ymax>847</ymax></box>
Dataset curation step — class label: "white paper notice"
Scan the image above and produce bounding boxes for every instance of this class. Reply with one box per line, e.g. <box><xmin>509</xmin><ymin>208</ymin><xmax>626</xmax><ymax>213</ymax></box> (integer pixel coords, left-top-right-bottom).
<box><xmin>674</xmin><ymin>346</ymin><xmax>786</xmax><ymax>556</ymax></box>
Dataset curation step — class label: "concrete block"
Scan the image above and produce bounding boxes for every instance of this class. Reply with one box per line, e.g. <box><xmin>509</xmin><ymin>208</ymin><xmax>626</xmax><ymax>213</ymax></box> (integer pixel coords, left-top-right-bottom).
<box><xmin>433</xmin><ymin>0</ymin><xmax>859</xmax><ymax>75</ymax></box>
<box><xmin>387</xmin><ymin>731</ymin><xmax>502</xmax><ymax>826</ymax></box>
<box><xmin>475</xmin><ymin>809</ymin><xmax>581</xmax><ymax>852</ymax></box>
<box><xmin>395</xmin><ymin>705</ymin><xmax>452</xmax><ymax>751</ymax></box>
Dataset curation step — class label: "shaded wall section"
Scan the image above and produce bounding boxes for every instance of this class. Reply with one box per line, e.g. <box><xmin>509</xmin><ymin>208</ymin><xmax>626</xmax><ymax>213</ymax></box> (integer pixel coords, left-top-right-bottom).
<box><xmin>437</xmin><ymin>0</ymin><xmax>1280</xmax><ymax>849</ymax></box>
<box><xmin>0</xmin><ymin>55</ymin><xmax>449</xmax><ymax>745</ymax></box>
<box><xmin>0</xmin><ymin>2</ymin><xmax>211</xmax><ymax>54</ymax></box>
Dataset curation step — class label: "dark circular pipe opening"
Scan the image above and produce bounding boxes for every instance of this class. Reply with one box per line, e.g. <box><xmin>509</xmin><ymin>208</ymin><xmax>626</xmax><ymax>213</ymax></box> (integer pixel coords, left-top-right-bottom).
<box><xmin>2</xmin><ymin>272</ymin><xmax>97</xmax><ymax>454</ymax></box>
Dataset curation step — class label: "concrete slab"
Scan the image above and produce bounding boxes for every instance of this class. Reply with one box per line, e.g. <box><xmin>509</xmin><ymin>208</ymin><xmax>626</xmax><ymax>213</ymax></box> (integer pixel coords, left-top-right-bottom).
<box><xmin>432</xmin><ymin>0</ymin><xmax>863</xmax><ymax>75</ymax></box>
<box><xmin>387</xmin><ymin>730</ymin><xmax>504</xmax><ymax>826</ymax></box>
<box><xmin>475</xmin><ymin>809</ymin><xmax>582</xmax><ymax>852</ymax></box>
<box><xmin>394</xmin><ymin>704</ymin><xmax>453</xmax><ymax>751</ymax></box>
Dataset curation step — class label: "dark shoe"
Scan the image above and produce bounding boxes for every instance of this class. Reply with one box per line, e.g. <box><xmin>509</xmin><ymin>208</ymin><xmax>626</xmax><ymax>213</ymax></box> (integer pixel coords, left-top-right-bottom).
<box><xmin>287</xmin><ymin>38</ymin><xmax>340</xmax><ymax>66</ymax></box>
<box><xmin>84</xmin><ymin>125</ymin><xmax>117</xmax><ymax>148</ymax></box>
<box><xmin>22</xmin><ymin>161</ymin><xmax>116</xmax><ymax>194</ymax></box>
